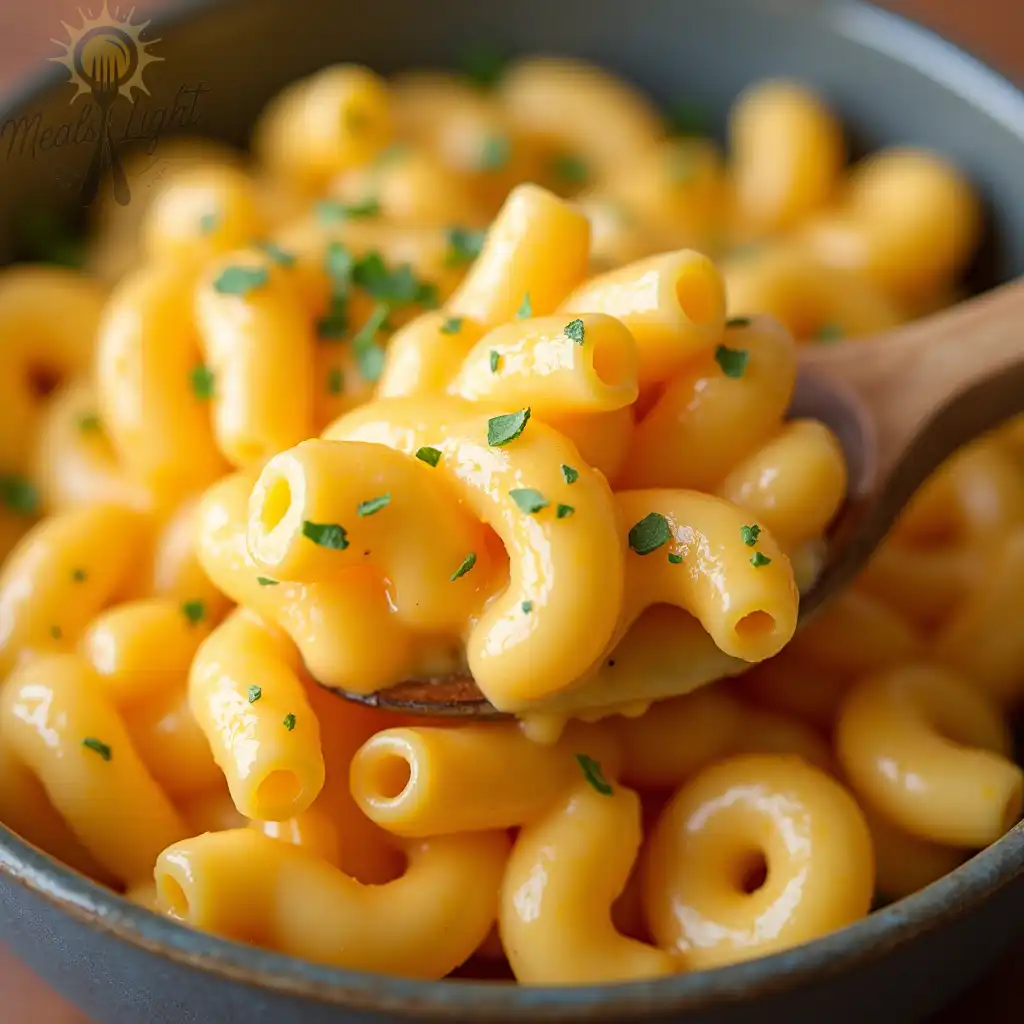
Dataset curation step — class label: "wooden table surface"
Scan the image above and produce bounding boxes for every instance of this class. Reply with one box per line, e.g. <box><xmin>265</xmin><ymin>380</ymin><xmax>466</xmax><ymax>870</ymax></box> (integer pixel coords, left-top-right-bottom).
<box><xmin>1</xmin><ymin>0</ymin><xmax>1023</xmax><ymax>1020</ymax></box>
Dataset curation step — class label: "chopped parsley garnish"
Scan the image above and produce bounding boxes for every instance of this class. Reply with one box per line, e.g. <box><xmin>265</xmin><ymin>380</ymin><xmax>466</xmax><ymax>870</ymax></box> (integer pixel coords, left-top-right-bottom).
<box><xmin>302</xmin><ymin>521</ymin><xmax>349</xmax><ymax>550</ymax></box>
<box><xmin>750</xmin><ymin>552</ymin><xmax>772</xmax><ymax>568</ymax></box>
<box><xmin>0</xmin><ymin>475</ymin><xmax>38</xmax><ymax>516</ymax></box>
<box><xmin>212</xmin><ymin>264</ymin><xmax>269</xmax><ymax>295</ymax></box>
<box><xmin>357</xmin><ymin>493</ymin><xmax>391</xmax><ymax>517</ymax></box>
<box><xmin>77</xmin><ymin>412</ymin><xmax>101</xmax><ymax>432</ymax></box>
<box><xmin>182</xmin><ymin>600</ymin><xmax>206</xmax><ymax>626</ymax></box>
<box><xmin>727</xmin><ymin>316</ymin><xmax>752</xmax><ymax>328</ymax></box>
<box><xmin>445</xmin><ymin>226</ymin><xmax>487</xmax><ymax>267</ymax></box>
<box><xmin>667</xmin><ymin>98</ymin><xmax>711</xmax><ymax>137</ymax></box>
<box><xmin>326</xmin><ymin>367</ymin><xmax>344</xmax><ymax>395</ymax></box>
<box><xmin>441</xmin><ymin>317</ymin><xmax>463</xmax><ymax>335</ymax></box>
<box><xmin>714</xmin><ymin>345</ymin><xmax>749</xmax><ymax>379</ymax></box>
<box><xmin>316</xmin><ymin>197</ymin><xmax>381</xmax><ymax>223</ymax></box>
<box><xmin>517</xmin><ymin>292</ymin><xmax>532</xmax><ymax>318</ymax></box>
<box><xmin>489</xmin><ymin>350</ymin><xmax>501</xmax><ymax>373</ymax></box>
<box><xmin>576</xmin><ymin>753</ymin><xmax>613</xmax><ymax>795</ymax></box>
<box><xmin>564</xmin><ymin>318</ymin><xmax>585</xmax><ymax>344</ymax></box>
<box><xmin>256</xmin><ymin>577</ymin><xmax>279</xmax><ymax>587</ymax></box>
<box><xmin>487</xmin><ymin>408</ymin><xmax>531</xmax><ymax>446</ymax></box>
<box><xmin>668</xmin><ymin>552</ymin><xmax>683</xmax><ymax>564</ymax></box>
<box><xmin>190</xmin><ymin>365</ymin><xmax>215</xmax><ymax>400</ymax></box>
<box><xmin>82</xmin><ymin>737</ymin><xmax>112</xmax><ymax>761</ymax></box>
<box><xmin>248</xmin><ymin>686</ymin><xmax>262</xmax><ymax>703</ymax></box>
<box><xmin>815</xmin><ymin>322</ymin><xmax>844</xmax><ymax>343</ymax></box>
<box><xmin>317</xmin><ymin>242</ymin><xmax>354</xmax><ymax>339</ymax></box>
<box><xmin>450</xmin><ymin>552</ymin><xmax>477</xmax><ymax>581</ymax></box>
<box><xmin>415</xmin><ymin>446</ymin><xmax>442</xmax><ymax>467</ymax></box>
<box><xmin>49</xmin><ymin>625</ymin><xmax>62</xmax><ymax>640</ymax></box>
<box><xmin>741</xmin><ymin>524</ymin><xmax>762</xmax><ymax>547</ymax></box>
<box><xmin>551</xmin><ymin>153</ymin><xmax>589</xmax><ymax>186</ymax></box>
<box><xmin>628</xmin><ymin>512</ymin><xmax>672</xmax><ymax>555</ymax></box>
<box><xmin>478</xmin><ymin>134</ymin><xmax>512</xmax><ymax>172</ymax></box>
<box><xmin>255</xmin><ymin>240</ymin><xmax>297</xmax><ymax>267</ymax></box>
<box><xmin>509</xmin><ymin>488</ymin><xmax>549</xmax><ymax>514</ymax></box>
<box><xmin>460</xmin><ymin>44</ymin><xmax>508</xmax><ymax>89</ymax></box>
<box><xmin>521</xmin><ymin>601</ymin><xmax>533</xmax><ymax>614</ymax></box>
<box><xmin>283</xmin><ymin>713</ymin><xmax>296</xmax><ymax>731</ymax></box>
<box><xmin>561</xmin><ymin>464</ymin><xmax>579</xmax><ymax>485</ymax></box>
<box><xmin>71</xmin><ymin>568</ymin><xmax>87</xmax><ymax>582</ymax></box>
<box><xmin>351</xmin><ymin>303</ymin><xmax>392</xmax><ymax>382</ymax></box>
<box><xmin>352</xmin><ymin>251</ymin><xmax>437</xmax><ymax>306</ymax></box>
<box><xmin>556</xmin><ymin>504</ymin><xmax>575</xmax><ymax>519</ymax></box>
<box><xmin>198</xmin><ymin>211</ymin><xmax>219</xmax><ymax>235</ymax></box>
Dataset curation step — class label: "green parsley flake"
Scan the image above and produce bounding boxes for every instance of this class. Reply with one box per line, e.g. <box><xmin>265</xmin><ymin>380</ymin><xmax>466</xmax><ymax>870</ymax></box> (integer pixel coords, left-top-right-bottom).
<box><xmin>741</xmin><ymin>524</ymin><xmax>762</xmax><ymax>547</ymax></box>
<box><xmin>714</xmin><ymin>345</ymin><xmax>749</xmax><ymax>379</ymax></box>
<box><xmin>521</xmin><ymin>601</ymin><xmax>533</xmax><ymax>614</ymax></box>
<box><xmin>326</xmin><ymin>367</ymin><xmax>344</xmax><ymax>395</ymax></box>
<box><xmin>628</xmin><ymin>512</ymin><xmax>672</xmax><ymax>555</ymax></box>
<box><xmin>445</xmin><ymin>226</ymin><xmax>487</xmax><ymax>267</ymax></box>
<box><xmin>668</xmin><ymin>552</ymin><xmax>683</xmax><ymax>564</ymax></box>
<box><xmin>248</xmin><ymin>686</ymin><xmax>262</xmax><ymax>703</ymax></box>
<box><xmin>564</xmin><ymin>318</ymin><xmax>585</xmax><ymax>344</ymax></box>
<box><xmin>479</xmin><ymin>134</ymin><xmax>512</xmax><ymax>172</ymax></box>
<box><xmin>0</xmin><ymin>475</ymin><xmax>38</xmax><ymax>516</ymax></box>
<box><xmin>815</xmin><ymin>322</ymin><xmax>844</xmax><ymax>342</ymax></box>
<box><xmin>516</xmin><ymin>292</ymin><xmax>532</xmax><ymax>319</ymax></box>
<box><xmin>317</xmin><ymin>302</ymin><xmax>349</xmax><ymax>340</ymax></box>
<box><xmin>182</xmin><ymin>600</ymin><xmax>206</xmax><ymax>626</ymax></box>
<box><xmin>727</xmin><ymin>316</ymin><xmax>752</xmax><ymax>328</ymax></box>
<box><xmin>199</xmin><ymin>211</ymin><xmax>219</xmax><ymax>235</ymax></box>
<box><xmin>668</xmin><ymin>99</ymin><xmax>710</xmax><ymax>137</ymax></box>
<box><xmin>255</xmin><ymin>240</ymin><xmax>297</xmax><ymax>267</ymax></box>
<box><xmin>576</xmin><ymin>753</ymin><xmax>613</xmax><ymax>795</ymax></box>
<box><xmin>325</xmin><ymin>241</ymin><xmax>355</xmax><ymax>284</ymax></box>
<box><xmin>316</xmin><ymin>197</ymin><xmax>381</xmax><ymax>223</ymax></box>
<box><xmin>82</xmin><ymin>737</ymin><xmax>112</xmax><ymax>761</ymax></box>
<box><xmin>283</xmin><ymin>713</ymin><xmax>296</xmax><ymax>731</ymax></box>
<box><xmin>460</xmin><ymin>44</ymin><xmax>507</xmax><ymax>89</ymax></box>
<box><xmin>561</xmin><ymin>464</ymin><xmax>579</xmax><ymax>485</ymax></box>
<box><xmin>50</xmin><ymin>625</ymin><xmax>62</xmax><ymax>640</ymax></box>
<box><xmin>256</xmin><ymin>577</ymin><xmax>279</xmax><ymax>587</ymax></box>
<box><xmin>450</xmin><ymin>552</ymin><xmax>477</xmax><ymax>581</ymax></box>
<box><xmin>750</xmin><ymin>551</ymin><xmax>772</xmax><ymax>568</ymax></box>
<box><xmin>556</xmin><ymin>504</ymin><xmax>575</xmax><ymax>519</ymax></box>
<box><xmin>352</xmin><ymin>251</ymin><xmax>437</xmax><ymax>306</ymax></box>
<box><xmin>352</xmin><ymin>303</ymin><xmax>392</xmax><ymax>382</ymax></box>
<box><xmin>303</xmin><ymin>521</ymin><xmax>349</xmax><ymax>550</ymax></box>
<box><xmin>487</xmin><ymin>408</ymin><xmax>531</xmax><ymax>447</ymax></box>
<box><xmin>212</xmin><ymin>265</ymin><xmax>269</xmax><ymax>295</ymax></box>
<box><xmin>190</xmin><ymin>365</ymin><xmax>215</xmax><ymax>400</ymax></box>
<box><xmin>357</xmin><ymin>493</ymin><xmax>391</xmax><ymax>517</ymax></box>
<box><xmin>440</xmin><ymin>317</ymin><xmax>463</xmax><ymax>335</ymax></box>
<box><xmin>416</xmin><ymin>446</ymin><xmax>442</xmax><ymax>467</ymax></box>
<box><xmin>489</xmin><ymin>350</ymin><xmax>501</xmax><ymax>373</ymax></box>
<box><xmin>71</xmin><ymin>568</ymin><xmax>87</xmax><ymax>582</ymax></box>
<box><xmin>510</xmin><ymin>488</ymin><xmax>549</xmax><ymax>514</ymax></box>
<box><xmin>551</xmin><ymin>153</ymin><xmax>589</xmax><ymax>185</ymax></box>
<box><xmin>77</xmin><ymin>412</ymin><xmax>101</xmax><ymax>432</ymax></box>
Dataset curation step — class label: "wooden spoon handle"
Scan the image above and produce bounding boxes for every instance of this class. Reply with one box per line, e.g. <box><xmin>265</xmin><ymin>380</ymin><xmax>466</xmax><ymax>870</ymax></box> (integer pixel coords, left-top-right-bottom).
<box><xmin>799</xmin><ymin>277</ymin><xmax>1024</xmax><ymax>483</ymax></box>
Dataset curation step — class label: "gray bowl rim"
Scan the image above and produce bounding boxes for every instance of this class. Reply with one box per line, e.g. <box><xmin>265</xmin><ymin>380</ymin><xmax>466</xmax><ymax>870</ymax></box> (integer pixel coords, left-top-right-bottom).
<box><xmin>1</xmin><ymin>0</ymin><xmax>1024</xmax><ymax>1018</ymax></box>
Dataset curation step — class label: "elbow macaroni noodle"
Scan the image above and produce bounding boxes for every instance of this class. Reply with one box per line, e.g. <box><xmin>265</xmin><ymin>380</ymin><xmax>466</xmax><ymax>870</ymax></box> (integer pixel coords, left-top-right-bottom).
<box><xmin>0</xmin><ymin>54</ymin><xmax>1018</xmax><ymax>987</ymax></box>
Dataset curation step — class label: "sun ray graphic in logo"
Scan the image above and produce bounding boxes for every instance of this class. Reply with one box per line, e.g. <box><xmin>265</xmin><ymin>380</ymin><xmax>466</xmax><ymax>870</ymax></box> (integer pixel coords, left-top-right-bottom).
<box><xmin>49</xmin><ymin>2</ymin><xmax>163</xmax><ymax>206</ymax></box>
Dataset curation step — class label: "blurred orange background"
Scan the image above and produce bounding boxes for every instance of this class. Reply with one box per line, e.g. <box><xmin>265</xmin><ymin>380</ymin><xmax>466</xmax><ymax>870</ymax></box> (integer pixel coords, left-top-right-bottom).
<box><xmin>0</xmin><ymin>0</ymin><xmax>1021</xmax><ymax>1021</ymax></box>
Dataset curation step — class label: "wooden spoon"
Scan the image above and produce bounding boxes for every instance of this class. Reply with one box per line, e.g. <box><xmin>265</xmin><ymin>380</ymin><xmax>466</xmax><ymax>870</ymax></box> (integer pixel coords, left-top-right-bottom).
<box><xmin>330</xmin><ymin>278</ymin><xmax>1024</xmax><ymax>719</ymax></box>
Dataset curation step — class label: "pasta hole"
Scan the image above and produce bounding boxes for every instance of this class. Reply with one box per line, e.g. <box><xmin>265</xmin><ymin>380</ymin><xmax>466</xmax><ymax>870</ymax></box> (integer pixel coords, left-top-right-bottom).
<box><xmin>591</xmin><ymin>331</ymin><xmax>632</xmax><ymax>390</ymax></box>
<box><xmin>259</xmin><ymin>475</ymin><xmax>293</xmax><ymax>533</ymax></box>
<box><xmin>255</xmin><ymin>769</ymin><xmax>303</xmax><ymax>817</ymax></box>
<box><xmin>27</xmin><ymin>363</ymin><xmax>61</xmax><ymax>400</ymax></box>
<box><xmin>365</xmin><ymin>751</ymin><xmax>413</xmax><ymax>802</ymax></box>
<box><xmin>159</xmin><ymin>875</ymin><xmax>190</xmax><ymax>920</ymax></box>
<box><xmin>675</xmin><ymin>263</ymin><xmax>721</xmax><ymax>327</ymax></box>
<box><xmin>735</xmin><ymin>610</ymin><xmax>776</xmax><ymax>643</ymax></box>
<box><xmin>735</xmin><ymin>849</ymin><xmax>769</xmax><ymax>895</ymax></box>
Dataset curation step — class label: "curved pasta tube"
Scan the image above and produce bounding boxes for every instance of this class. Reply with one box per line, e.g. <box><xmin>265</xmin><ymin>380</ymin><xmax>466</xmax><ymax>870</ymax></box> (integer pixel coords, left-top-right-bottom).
<box><xmin>142</xmin><ymin>164</ymin><xmax>267</xmax><ymax>265</ymax></box>
<box><xmin>156</xmin><ymin>827</ymin><xmax>509</xmax><ymax>978</ymax></box>
<box><xmin>0</xmin><ymin>503</ymin><xmax>149</xmax><ymax>677</ymax></box>
<box><xmin>250</xmin><ymin>807</ymin><xmax>342</xmax><ymax>867</ymax></box>
<box><xmin>194</xmin><ymin>249</ymin><xmax>315</xmax><ymax>467</ymax></box>
<box><xmin>835</xmin><ymin>664</ymin><xmax>1023</xmax><ymax>847</ymax></box>
<box><xmin>350</xmin><ymin>722</ymin><xmax>620</xmax><ymax>837</ymax></box>
<box><xmin>642</xmin><ymin>755</ymin><xmax>874</xmax><ymax>969</ymax></box>
<box><xmin>621</xmin><ymin>315</ymin><xmax>796</xmax><ymax>490</ymax></box>
<box><xmin>449</xmin><ymin>313</ymin><xmax>639</xmax><ymax>414</ymax></box>
<box><xmin>576</xmin><ymin>195</ymin><xmax>659</xmax><ymax>269</ymax></box>
<box><xmin>446</xmin><ymin>184</ymin><xmax>591</xmax><ymax>328</ymax></box>
<box><xmin>177</xmin><ymin>782</ymin><xmax>248</xmax><ymax>836</ymax></box>
<box><xmin>313</xmin><ymin>341</ymin><xmax>378</xmax><ymax>432</ymax></box>
<box><xmin>323</xmin><ymin>397</ymin><xmax>624</xmax><ymax>708</ymax></box>
<box><xmin>96</xmin><ymin>262</ymin><xmax>228</xmax><ymax>500</ymax></box>
<box><xmin>616</xmin><ymin>490</ymin><xmax>798</xmax><ymax>662</ymax></box>
<box><xmin>500</xmin><ymin>776</ymin><xmax>678</xmax><ymax>984</ymax></box>
<box><xmin>544</xmin><ymin>406</ymin><xmax>635</xmax><ymax>485</ymax></box>
<box><xmin>715</xmin><ymin>420</ymin><xmax>847</xmax><ymax>550</ymax></box>
<box><xmin>0</xmin><ymin>653</ymin><xmax>187</xmax><ymax>885</ymax></box>
<box><xmin>735</xmin><ymin>649</ymin><xmax>851</xmax><ymax>731</ymax></box>
<box><xmin>0</xmin><ymin>267</ymin><xmax>105</xmax><ymax>476</ymax></box>
<box><xmin>33</xmin><ymin>379</ymin><xmax>151</xmax><ymax>514</ymax></box>
<box><xmin>377</xmin><ymin>311</ymin><xmax>487</xmax><ymax>400</ymax></box>
<box><xmin>729</xmin><ymin>80</ymin><xmax>845</xmax><ymax>234</ymax></box>
<box><xmin>189</xmin><ymin>608</ymin><xmax>325</xmax><ymax>821</ymax></box>
<box><xmin>248</xmin><ymin>439</ymin><xmax>495</xmax><ymax>632</ymax></box>
<box><xmin>559</xmin><ymin>250</ymin><xmax>727</xmax><ymax>387</ymax></box>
